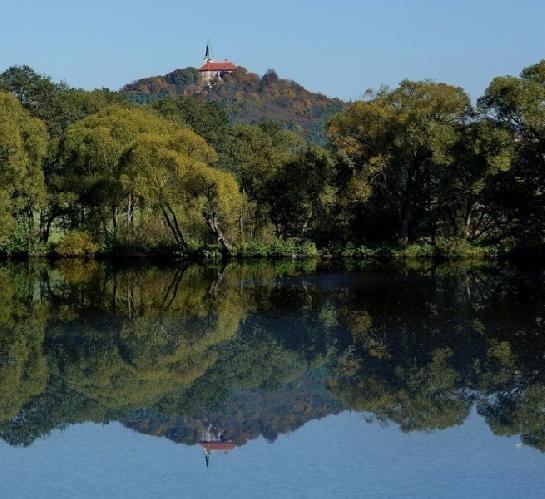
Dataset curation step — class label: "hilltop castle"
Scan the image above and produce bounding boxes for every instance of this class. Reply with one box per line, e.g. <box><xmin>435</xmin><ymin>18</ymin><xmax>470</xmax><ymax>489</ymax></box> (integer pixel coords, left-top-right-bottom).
<box><xmin>198</xmin><ymin>40</ymin><xmax>236</xmax><ymax>85</ymax></box>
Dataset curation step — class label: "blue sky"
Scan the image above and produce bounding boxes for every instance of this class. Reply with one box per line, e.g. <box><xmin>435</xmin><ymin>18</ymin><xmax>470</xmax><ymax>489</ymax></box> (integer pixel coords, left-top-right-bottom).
<box><xmin>1</xmin><ymin>0</ymin><xmax>543</xmax><ymax>100</ymax></box>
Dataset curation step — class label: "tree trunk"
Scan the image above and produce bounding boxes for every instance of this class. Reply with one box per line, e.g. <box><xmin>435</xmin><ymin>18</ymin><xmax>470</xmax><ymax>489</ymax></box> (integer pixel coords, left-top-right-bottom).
<box><xmin>127</xmin><ymin>193</ymin><xmax>132</xmax><ymax>226</ymax></box>
<box><xmin>39</xmin><ymin>209</ymin><xmax>55</xmax><ymax>243</ymax></box>
<box><xmin>206</xmin><ymin>214</ymin><xmax>233</xmax><ymax>259</ymax></box>
<box><xmin>44</xmin><ymin>217</ymin><xmax>53</xmax><ymax>243</ymax></box>
<box><xmin>208</xmin><ymin>262</ymin><xmax>232</xmax><ymax>299</ymax></box>
<box><xmin>111</xmin><ymin>202</ymin><xmax>119</xmax><ymax>239</ymax></box>
<box><xmin>398</xmin><ymin>211</ymin><xmax>410</xmax><ymax>245</ymax></box>
<box><xmin>160</xmin><ymin>205</ymin><xmax>187</xmax><ymax>252</ymax></box>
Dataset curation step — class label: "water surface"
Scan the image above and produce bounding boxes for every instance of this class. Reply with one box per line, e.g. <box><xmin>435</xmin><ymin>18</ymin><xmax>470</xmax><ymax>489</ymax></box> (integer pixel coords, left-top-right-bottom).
<box><xmin>0</xmin><ymin>260</ymin><xmax>544</xmax><ymax>498</ymax></box>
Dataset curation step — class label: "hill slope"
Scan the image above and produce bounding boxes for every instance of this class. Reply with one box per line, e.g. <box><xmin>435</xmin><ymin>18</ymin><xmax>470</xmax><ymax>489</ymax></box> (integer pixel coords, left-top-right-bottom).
<box><xmin>120</xmin><ymin>66</ymin><xmax>344</xmax><ymax>142</ymax></box>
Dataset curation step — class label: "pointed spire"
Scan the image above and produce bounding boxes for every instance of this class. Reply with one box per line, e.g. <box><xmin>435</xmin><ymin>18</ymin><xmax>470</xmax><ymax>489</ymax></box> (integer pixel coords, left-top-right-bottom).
<box><xmin>204</xmin><ymin>39</ymin><xmax>214</xmax><ymax>63</ymax></box>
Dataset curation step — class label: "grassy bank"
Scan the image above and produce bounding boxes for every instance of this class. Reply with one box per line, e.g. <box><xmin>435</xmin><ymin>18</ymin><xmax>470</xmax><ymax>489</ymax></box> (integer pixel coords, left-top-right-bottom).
<box><xmin>339</xmin><ymin>238</ymin><xmax>504</xmax><ymax>262</ymax></box>
<box><xmin>0</xmin><ymin>231</ymin><xmax>538</xmax><ymax>264</ymax></box>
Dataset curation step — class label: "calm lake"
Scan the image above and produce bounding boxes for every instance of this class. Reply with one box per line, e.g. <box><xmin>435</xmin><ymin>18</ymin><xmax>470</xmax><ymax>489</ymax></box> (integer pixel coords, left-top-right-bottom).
<box><xmin>0</xmin><ymin>260</ymin><xmax>544</xmax><ymax>498</ymax></box>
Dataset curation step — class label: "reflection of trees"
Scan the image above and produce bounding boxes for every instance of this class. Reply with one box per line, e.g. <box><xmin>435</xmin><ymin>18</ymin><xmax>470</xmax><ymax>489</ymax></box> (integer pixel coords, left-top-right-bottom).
<box><xmin>330</xmin><ymin>348</ymin><xmax>471</xmax><ymax>431</ymax></box>
<box><xmin>152</xmin><ymin>263</ymin><xmax>342</xmax><ymax>439</ymax></box>
<box><xmin>0</xmin><ymin>261</ymin><xmax>545</xmax><ymax>451</ymax></box>
<box><xmin>0</xmin><ymin>262</ymin><xmax>247</xmax><ymax>441</ymax></box>
<box><xmin>125</xmin><ymin>373</ymin><xmax>343</xmax><ymax>447</ymax></box>
<box><xmin>328</xmin><ymin>265</ymin><xmax>545</xmax><ymax>449</ymax></box>
<box><xmin>0</xmin><ymin>260</ymin><xmax>330</xmax><ymax>446</ymax></box>
<box><xmin>472</xmin><ymin>270</ymin><xmax>545</xmax><ymax>451</ymax></box>
<box><xmin>479</xmin><ymin>384</ymin><xmax>545</xmax><ymax>451</ymax></box>
<box><xmin>0</xmin><ymin>266</ymin><xmax>48</xmax><ymax>421</ymax></box>
<box><xmin>53</xmin><ymin>264</ymin><xmax>246</xmax><ymax>410</ymax></box>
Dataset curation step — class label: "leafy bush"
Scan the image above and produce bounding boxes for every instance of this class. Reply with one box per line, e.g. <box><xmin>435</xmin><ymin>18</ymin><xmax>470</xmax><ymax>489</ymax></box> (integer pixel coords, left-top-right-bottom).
<box><xmin>341</xmin><ymin>240</ymin><xmax>498</xmax><ymax>261</ymax></box>
<box><xmin>235</xmin><ymin>240</ymin><xmax>318</xmax><ymax>259</ymax></box>
<box><xmin>0</xmin><ymin>217</ymin><xmax>50</xmax><ymax>256</ymax></box>
<box><xmin>56</xmin><ymin>231</ymin><xmax>99</xmax><ymax>258</ymax></box>
<box><xmin>341</xmin><ymin>243</ymin><xmax>373</xmax><ymax>259</ymax></box>
<box><xmin>395</xmin><ymin>243</ymin><xmax>436</xmax><ymax>260</ymax></box>
<box><xmin>235</xmin><ymin>241</ymin><xmax>271</xmax><ymax>258</ymax></box>
<box><xmin>435</xmin><ymin>237</ymin><xmax>495</xmax><ymax>260</ymax></box>
<box><xmin>341</xmin><ymin>243</ymin><xmax>395</xmax><ymax>261</ymax></box>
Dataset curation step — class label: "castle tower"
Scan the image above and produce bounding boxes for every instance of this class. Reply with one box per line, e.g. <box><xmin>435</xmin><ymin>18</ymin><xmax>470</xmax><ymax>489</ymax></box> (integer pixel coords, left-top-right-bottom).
<box><xmin>203</xmin><ymin>39</ymin><xmax>214</xmax><ymax>63</ymax></box>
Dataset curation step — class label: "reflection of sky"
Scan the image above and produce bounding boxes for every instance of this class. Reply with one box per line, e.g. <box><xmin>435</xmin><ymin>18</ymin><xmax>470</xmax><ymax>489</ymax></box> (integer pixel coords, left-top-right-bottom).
<box><xmin>0</xmin><ymin>410</ymin><xmax>543</xmax><ymax>499</ymax></box>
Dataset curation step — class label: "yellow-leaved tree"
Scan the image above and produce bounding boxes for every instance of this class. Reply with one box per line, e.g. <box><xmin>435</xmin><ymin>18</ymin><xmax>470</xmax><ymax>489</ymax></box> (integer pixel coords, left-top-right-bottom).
<box><xmin>63</xmin><ymin>105</ymin><xmax>242</xmax><ymax>255</ymax></box>
<box><xmin>0</xmin><ymin>92</ymin><xmax>48</xmax><ymax>247</ymax></box>
<box><xmin>123</xmin><ymin>128</ymin><xmax>243</xmax><ymax>256</ymax></box>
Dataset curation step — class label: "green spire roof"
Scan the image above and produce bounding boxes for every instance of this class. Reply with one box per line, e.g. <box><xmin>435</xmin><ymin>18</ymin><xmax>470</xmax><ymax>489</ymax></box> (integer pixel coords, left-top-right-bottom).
<box><xmin>204</xmin><ymin>39</ymin><xmax>213</xmax><ymax>62</ymax></box>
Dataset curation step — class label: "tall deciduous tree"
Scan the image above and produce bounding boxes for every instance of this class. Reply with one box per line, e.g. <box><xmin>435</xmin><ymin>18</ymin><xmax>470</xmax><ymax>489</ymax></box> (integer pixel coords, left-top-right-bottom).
<box><xmin>0</xmin><ymin>92</ymin><xmax>48</xmax><ymax>246</ymax></box>
<box><xmin>267</xmin><ymin>146</ymin><xmax>334</xmax><ymax>238</ymax></box>
<box><xmin>436</xmin><ymin>121</ymin><xmax>513</xmax><ymax>242</ymax></box>
<box><xmin>328</xmin><ymin>80</ymin><xmax>472</xmax><ymax>244</ymax></box>
<box><xmin>478</xmin><ymin>60</ymin><xmax>545</xmax><ymax>252</ymax></box>
<box><xmin>151</xmin><ymin>96</ymin><xmax>232</xmax><ymax>155</ymax></box>
<box><xmin>0</xmin><ymin>66</ymin><xmax>126</xmax><ymax>242</ymax></box>
<box><xmin>60</xmin><ymin>105</ymin><xmax>176</xmax><ymax>236</ymax></box>
<box><xmin>225</xmin><ymin>122</ymin><xmax>305</xmax><ymax>237</ymax></box>
<box><xmin>123</xmin><ymin>129</ymin><xmax>242</xmax><ymax>256</ymax></box>
<box><xmin>0</xmin><ymin>65</ymin><xmax>123</xmax><ymax>136</ymax></box>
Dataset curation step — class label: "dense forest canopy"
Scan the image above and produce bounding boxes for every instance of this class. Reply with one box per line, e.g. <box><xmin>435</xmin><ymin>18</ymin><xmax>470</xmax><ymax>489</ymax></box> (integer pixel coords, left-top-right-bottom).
<box><xmin>0</xmin><ymin>60</ymin><xmax>544</xmax><ymax>259</ymax></box>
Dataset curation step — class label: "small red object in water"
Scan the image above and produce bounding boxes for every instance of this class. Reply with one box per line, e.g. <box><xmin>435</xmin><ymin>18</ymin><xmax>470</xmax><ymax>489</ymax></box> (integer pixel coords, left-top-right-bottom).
<box><xmin>199</xmin><ymin>441</ymin><xmax>236</xmax><ymax>452</ymax></box>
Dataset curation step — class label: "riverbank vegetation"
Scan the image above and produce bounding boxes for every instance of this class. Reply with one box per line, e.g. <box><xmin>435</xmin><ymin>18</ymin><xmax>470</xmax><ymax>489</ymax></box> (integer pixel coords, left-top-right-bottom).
<box><xmin>0</xmin><ymin>60</ymin><xmax>544</xmax><ymax>260</ymax></box>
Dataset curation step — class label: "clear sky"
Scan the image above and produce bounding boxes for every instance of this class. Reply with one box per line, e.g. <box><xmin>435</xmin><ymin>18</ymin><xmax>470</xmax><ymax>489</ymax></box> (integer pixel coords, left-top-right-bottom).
<box><xmin>0</xmin><ymin>0</ymin><xmax>543</xmax><ymax>101</ymax></box>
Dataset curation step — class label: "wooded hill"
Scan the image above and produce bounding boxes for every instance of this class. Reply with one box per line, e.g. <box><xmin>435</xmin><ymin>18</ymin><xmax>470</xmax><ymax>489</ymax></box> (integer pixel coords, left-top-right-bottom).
<box><xmin>120</xmin><ymin>66</ymin><xmax>344</xmax><ymax>142</ymax></box>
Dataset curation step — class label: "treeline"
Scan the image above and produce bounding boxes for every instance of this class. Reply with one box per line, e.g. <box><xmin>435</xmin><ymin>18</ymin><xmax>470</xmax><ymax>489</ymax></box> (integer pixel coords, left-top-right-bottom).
<box><xmin>0</xmin><ymin>61</ymin><xmax>544</xmax><ymax>259</ymax></box>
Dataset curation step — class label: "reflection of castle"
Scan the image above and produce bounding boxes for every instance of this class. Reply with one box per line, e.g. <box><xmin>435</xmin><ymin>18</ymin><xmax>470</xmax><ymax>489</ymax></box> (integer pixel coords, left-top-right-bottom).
<box><xmin>199</xmin><ymin>424</ymin><xmax>236</xmax><ymax>468</ymax></box>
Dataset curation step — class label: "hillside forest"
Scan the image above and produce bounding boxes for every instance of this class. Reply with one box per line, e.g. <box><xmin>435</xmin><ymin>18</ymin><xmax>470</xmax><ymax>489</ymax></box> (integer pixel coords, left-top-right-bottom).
<box><xmin>0</xmin><ymin>61</ymin><xmax>544</xmax><ymax>260</ymax></box>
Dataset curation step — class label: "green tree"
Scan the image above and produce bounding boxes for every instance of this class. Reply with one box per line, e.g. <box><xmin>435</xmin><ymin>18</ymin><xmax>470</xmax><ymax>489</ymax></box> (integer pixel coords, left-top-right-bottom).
<box><xmin>0</xmin><ymin>66</ymin><xmax>126</xmax><ymax>242</ymax></box>
<box><xmin>152</xmin><ymin>96</ymin><xmax>232</xmax><ymax>154</ymax></box>
<box><xmin>60</xmin><ymin>105</ymin><xmax>176</xmax><ymax>237</ymax></box>
<box><xmin>0</xmin><ymin>65</ymin><xmax>123</xmax><ymax>137</ymax></box>
<box><xmin>225</xmin><ymin>122</ymin><xmax>305</xmax><ymax>238</ymax></box>
<box><xmin>478</xmin><ymin>60</ymin><xmax>545</xmax><ymax>252</ymax></box>
<box><xmin>328</xmin><ymin>80</ymin><xmax>472</xmax><ymax>244</ymax></box>
<box><xmin>434</xmin><ymin>121</ymin><xmax>513</xmax><ymax>241</ymax></box>
<box><xmin>0</xmin><ymin>92</ymin><xmax>48</xmax><ymax>248</ymax></box>
<box><xmin>267</xmin><ymin>146</ymin><xmax>334</xmax><ymax>238</ymax></box>
<box><xmin>123</xmin><ymin>129</ymin><xmax>243</xmax><ymax>255</ymax></box>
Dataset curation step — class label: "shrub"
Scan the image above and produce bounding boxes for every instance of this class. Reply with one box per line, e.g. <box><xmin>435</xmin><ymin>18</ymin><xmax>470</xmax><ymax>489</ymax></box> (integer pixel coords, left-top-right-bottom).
<box><xmin>235</xmin><ymin>240</ymin><xmax>318</xmax><ymax>259</ymax></box>
<box><xmin>341</xmin><ymin>243</ymin><xmax>375</xmax><ymax>259</ymax></box>
<box><xmin>0</xmin><ymin>217</ymin><xmax>50</xmax><ymax>256</ymax></box>
<box><xmin>395</xmin><ymin>243</ymin><xmax>436</xmax><ymax>260</ymax></box>
<box><xmin>341</xmin><ymin>243</ymin><xmax>395</xmax><ymax>261</ymax></box>
<box><xmin>268</xmin><ymin>240</ymin><xmax>318</xmax><ymax>259</ymax></box>
<box><xmin>56</xmin><ymin>231</ymin><xmax>99</xmax><ymax>258</ymax></box>
<box><xmin>435</xmin><ymin>237</ymin><xmax>492</xmax><ymax>260</ymax></box>
<box><xmin>342</xmin><ymin>240</ymin><xmax>498</xmax><ymax>261</ymax></box>
<box><xmin>235</xmin><ymin>241</ymin><xmax>270</xmax><ymax>258</ymax></box>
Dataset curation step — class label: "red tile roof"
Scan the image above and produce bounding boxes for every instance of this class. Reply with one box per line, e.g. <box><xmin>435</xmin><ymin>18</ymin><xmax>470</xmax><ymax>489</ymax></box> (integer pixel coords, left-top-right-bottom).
<box><xmin>199</xmin><ymin>62</ymin><xmax>236</xmax><ymax>72</ymax></box>
<box><xmin>199</xmin><ymin>442</ymin><xmax>236</xmax><ymax>452</ymax></box>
